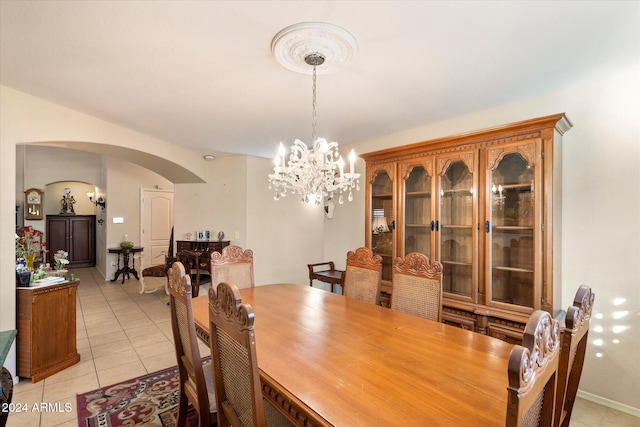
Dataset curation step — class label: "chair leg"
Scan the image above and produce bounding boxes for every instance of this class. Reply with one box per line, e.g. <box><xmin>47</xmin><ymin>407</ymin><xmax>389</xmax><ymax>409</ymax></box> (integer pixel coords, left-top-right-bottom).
<box><xmin>176</xmin><ymin>391</ymin><xmax>189</xmax><ymax>427</ymax></box>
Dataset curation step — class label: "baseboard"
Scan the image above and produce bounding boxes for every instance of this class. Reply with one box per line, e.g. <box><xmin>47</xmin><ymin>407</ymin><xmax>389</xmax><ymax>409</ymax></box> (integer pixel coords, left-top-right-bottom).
<box><xmin>577</xmin><ymin>390</ymin><xmax>640</xmax><ymax>418</ymax></box>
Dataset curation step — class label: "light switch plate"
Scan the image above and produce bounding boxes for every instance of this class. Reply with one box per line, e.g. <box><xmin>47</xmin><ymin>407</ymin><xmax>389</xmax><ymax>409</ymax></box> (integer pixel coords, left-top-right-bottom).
<box><xmin>113</xmin><ymin>217</ymin><xmax>124</xmax><ymax>224</ymax></box>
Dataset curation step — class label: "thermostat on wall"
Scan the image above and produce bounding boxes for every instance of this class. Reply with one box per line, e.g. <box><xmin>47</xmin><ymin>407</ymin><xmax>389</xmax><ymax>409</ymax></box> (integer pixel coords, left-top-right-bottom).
<box><xmin>112</xmin><ymin>217</ymin><xmax>124</xmax><ymax>224</ymax></box>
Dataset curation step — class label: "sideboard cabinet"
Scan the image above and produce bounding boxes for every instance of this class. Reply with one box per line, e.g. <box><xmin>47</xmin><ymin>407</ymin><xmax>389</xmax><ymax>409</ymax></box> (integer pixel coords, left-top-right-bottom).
<box><xmin>17</xmin><ymin>280</ymin><xmax>80</xmax><ymax>382</ymax></box>
<box><xmin>362</xmin><ymin>114</ymin><xmax>572</xmax><ymax>343</ymax></box>
<box><xmin>46</xmin><ymin>215</ymin><xmax>96</xmax><ymax>268</ymax></box>
<box><xmin>176</xmin><ymin>240</ymin><xmax>230</xmax><ymax>254</ymax></box>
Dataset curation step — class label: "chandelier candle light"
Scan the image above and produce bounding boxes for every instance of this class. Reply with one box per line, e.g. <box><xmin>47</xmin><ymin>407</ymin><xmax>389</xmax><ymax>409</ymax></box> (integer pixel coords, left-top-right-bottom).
<box><xmin>268</xmin><ymin>23</ymin><xmax>360</xmax><ymax>205</ymax></box>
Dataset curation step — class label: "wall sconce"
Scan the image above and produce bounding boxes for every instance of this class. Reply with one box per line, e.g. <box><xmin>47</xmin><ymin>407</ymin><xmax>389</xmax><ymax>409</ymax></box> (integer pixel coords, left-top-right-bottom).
<box><xmin>86</xmin><ymin>192</ymin><xmax>106</xmax><ymax>210</ymax></box>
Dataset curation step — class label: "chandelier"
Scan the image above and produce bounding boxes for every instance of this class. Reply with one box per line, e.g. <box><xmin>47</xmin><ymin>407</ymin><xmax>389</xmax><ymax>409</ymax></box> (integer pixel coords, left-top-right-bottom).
<box><xmin>268</xmin><ymin>23</ymin><xmax>360</xmax><ymax>205</ymax></box>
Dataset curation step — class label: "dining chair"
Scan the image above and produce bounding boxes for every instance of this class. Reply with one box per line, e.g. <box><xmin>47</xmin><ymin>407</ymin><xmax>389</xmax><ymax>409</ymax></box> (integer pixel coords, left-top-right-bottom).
<box><xmin>210</xmin><ymin>245</ymin><xmax>254</xmax><ymax>289</ymax></box>
<box><xmin>391</xmin><ymin>252</ymin><xmax>444</xmax><ymax>321</ymax></box>
<box><xmin>208</xmin><ymin>281</ymin><xmax>292</xmax><ymax>427</ymax></box>
<box><xmin>554</xmin><ymin>286</ymin><xmax>595</xmax><ymax>427</ymax></box>
<box><xmin>178</xmin><ymin>249</ymin><xmax>212</xmax><ymax>297</ymax></box>
<box><xmin>343</xmin><ymin>247</ymin><xmax>383</xmax><ymax>305</ymax></box>
<box><xmin>140</xmin><ymin>226</ymin><xmax>175</xmax><ymax>294</ymax></box>
<box><xmin>506</xmin><ymin>310</ymin><xmax>561</xmax><ymax>427</ymax></box>
<box><xmin>168</xmin><ymin>262</ymin><xmax>217</xmax><ymax>427</ymax></box>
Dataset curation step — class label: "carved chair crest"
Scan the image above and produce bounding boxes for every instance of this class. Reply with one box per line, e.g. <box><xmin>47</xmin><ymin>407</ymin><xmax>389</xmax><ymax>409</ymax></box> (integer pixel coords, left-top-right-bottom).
<box><xmin>168</xmin><ymin>261</ymin><xmax>190</xmax><ymax>297</ymax></box>
<box><xmin>393</xmin><ymin>252</ymin><xmax>443</xmax><ymax>278</ymax></box>
<box><xmin>346</xmin><ymin>247</ymin><xmax>382</xmax><ymax>270</ymax></box>
<box><xmin>211</xmin><ymin>246</ymin><xmax>254</xmax><ymax>265</ymax></box>
<box><xmin>209</xmin><ymin>282</ymin><xmax>253</xmax><ymax>333</ymax></box>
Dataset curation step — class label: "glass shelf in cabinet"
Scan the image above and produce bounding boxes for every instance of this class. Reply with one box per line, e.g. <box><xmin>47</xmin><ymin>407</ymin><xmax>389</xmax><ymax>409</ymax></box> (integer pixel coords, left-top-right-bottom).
<box><xmin>493</xmin><ymin>266</ymin><xmax>533</xmax><ymax>273</ymax></box>
<box><xmin>405</xmin><ymin>191</ymin><xmax>431</xmax><ymax>197</ymax></box>
<box><xmin>440</xmin><ymin>224</ymin><xmax>473</xmax><ymax>229</ymax></box>
<box><xmin>372</xmin><ymin>192</ymin><xmax>393</xmax><ymax>198</ymax></box>
<box><xmin>441</xmin><ymin>260</ymin><xmax>472</xmax><ymax>266</ymax></box>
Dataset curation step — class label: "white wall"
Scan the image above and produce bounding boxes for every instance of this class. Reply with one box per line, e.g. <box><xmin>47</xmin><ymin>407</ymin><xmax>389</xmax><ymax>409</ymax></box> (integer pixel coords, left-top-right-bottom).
<box><xmin>332</xmin><ymin>63</ymin><xmax>640</xmax><ymax>412</ymax></box>
<box><xmin>247</xmin><ymin>156</ymin><xmax>325</xmax><ymax>286</ymax></box>
<box><xmin>174</xmin><ymin>156</ymin><xmax>248</xmax><ymax>247</ymax></box>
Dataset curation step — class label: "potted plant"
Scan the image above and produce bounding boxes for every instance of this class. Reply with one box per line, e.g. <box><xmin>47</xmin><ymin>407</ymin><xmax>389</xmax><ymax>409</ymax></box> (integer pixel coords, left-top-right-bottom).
<box><xmin>54</xmin><ymin>250</ymin><xmax>70</xmax><ymax>276</ymax></box>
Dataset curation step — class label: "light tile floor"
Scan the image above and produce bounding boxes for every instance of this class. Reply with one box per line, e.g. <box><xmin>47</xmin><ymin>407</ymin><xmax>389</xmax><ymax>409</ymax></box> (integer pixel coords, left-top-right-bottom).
<box><xmin>6</xmin><ymin>267</ymin><xmax>639</xmax><ymax>426</ymax></box>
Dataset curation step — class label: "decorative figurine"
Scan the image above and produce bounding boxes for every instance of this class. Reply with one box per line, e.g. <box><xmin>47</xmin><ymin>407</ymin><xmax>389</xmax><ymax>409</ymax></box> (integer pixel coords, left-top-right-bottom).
<box><xmin>60</xmin><ymin>188</ymin><xmax>76</xmax><ymax>215</ymax></box>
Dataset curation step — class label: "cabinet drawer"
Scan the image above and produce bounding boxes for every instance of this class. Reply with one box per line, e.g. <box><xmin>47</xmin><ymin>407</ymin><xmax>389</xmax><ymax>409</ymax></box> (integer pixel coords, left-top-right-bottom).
<box><xmin>486</xmin><ymin>322</ymin><xmax>524</xmax><ymax>345</ymax></box>
<box><xmin>442</xmin><ymin>311</ymin><xmax>477</xmax><ymax>332</ymax></box>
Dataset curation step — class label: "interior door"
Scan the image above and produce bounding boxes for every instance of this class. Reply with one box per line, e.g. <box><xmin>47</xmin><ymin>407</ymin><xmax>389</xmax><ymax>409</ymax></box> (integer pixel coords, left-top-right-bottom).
<box><xmin>141</xmin><ymin>189</ymin><xmax>174</xmax><ymax>269</ymax></box>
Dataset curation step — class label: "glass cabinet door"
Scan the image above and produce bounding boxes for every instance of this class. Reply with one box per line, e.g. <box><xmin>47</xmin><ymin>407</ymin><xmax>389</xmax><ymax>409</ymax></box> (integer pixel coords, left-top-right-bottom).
<box><xmin>486</xmin><ymin>144</ymin><xmax>539</xmax><ymax>309</ymax></box>
<box><xmin>437</xmin><ymin>153</ymin><xmax>477</xmax><ymax>300</ymax></box>
<box><xmin>370</xmin><ymin>166</ymin><xmax>395</xmax><ymax>282</ymax></box>
<box><xmin>400</xmin><ymin>160</ymin><xmax>434</xmax><ymax>259</ymax></box>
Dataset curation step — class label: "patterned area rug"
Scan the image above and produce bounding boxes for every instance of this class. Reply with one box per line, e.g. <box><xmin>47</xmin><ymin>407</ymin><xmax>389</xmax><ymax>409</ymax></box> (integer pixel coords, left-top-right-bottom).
<box><xmin>76</xmin><ymin>364</ymin><xmax>201</xmax><ymax>427</ymax></box>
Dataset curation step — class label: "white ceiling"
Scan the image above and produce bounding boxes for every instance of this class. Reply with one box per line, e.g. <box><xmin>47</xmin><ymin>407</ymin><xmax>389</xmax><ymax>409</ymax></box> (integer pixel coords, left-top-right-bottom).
<box><xmin>1</xmin><ymin>1</ymin><xmax>638</xmax><ymax>159</ymax></box>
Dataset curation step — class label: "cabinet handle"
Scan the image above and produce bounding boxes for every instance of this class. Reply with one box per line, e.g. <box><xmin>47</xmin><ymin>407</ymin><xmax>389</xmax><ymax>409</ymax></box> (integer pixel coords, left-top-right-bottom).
<box><xmin>430</xmin><ymin>220</ymin><xmax>435</xmax><ymax>231</ymax></box>
<box><xmin>435</xmin><ymin>220</ymin><xmax>439</xmax><ymax>231</ymax></box>
<box><xmin>485</xmin><ymin>220</ymin><xmax>491</xmax><ymax>233</ymax></box>
<box><xmin>390</xmin><ymin>220</ymin><xmax>396</xmax><ymax>230</ymax></box>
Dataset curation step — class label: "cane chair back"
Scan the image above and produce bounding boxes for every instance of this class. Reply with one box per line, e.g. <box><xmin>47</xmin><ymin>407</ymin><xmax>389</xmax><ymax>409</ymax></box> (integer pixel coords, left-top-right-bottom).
<box><xmin>506</xmin><ymin>310</ymin><xmax>561</xmax><ymax>427</ymax></box>
<box><xmin>391</xmin><ymin>253</ymin><xmax>444</xmax><ymax>321</ymax></box>
<box><xmin>343</xmin><ymin>247</ymin><xmax>383</xmax><ymax>305</ymax></box>
<box><xmin>168</xmin><ymin>262</ymin><xmax>216</xmax><ymax>426</ymax></box>
<box><xmin>211</xmin><ymin>246</ymin><xmax>255</xmax><ymax>289</ymax></box>
<box><xmin>208</xmin><ymin>282</ymin><xmax>292</xmax><ymax>427</ymax></box>
<box><xmin>554</xmin><ymin>286</ymin><xmax>594</xmax><ymax>427</ymax></box>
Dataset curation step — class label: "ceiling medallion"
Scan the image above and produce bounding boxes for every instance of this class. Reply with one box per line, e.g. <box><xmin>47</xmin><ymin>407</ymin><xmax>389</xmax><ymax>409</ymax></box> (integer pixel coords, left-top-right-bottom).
<box><xmin>271</xmin><ymin>22</ymin><xmax>358</xmax><ymax>75</ymax></box>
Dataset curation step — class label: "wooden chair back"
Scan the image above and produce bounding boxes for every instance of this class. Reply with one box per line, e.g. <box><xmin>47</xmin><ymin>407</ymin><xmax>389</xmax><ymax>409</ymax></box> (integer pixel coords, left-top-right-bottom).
<box><xmin>554</xmin><ymin>286</ymin><xmax>594</xmax><ymax>427</ymax></box>
<box><xmin>210</xmin><ymin>245</ymin><xmax>255</xmax><ymax>289</ymax></box>
<box><xmin>343</xmin><ymin>247</ymin><xmax>382</xmax><ymax>305</ymax></box>
<box><xmin>391</xmin><ymin>252</ymin><xmax>443</xmax><ymax>321</ymax></box>
<box><xmin>168</xmin><ymin>262</ymin><xmax>216</xmax><ymax>426</ymax></box>
<box><xmin>177</xmin><ymin>249</ymin><xmax>211</xmax><ymax>298</ymax></box>
<box><xmin>208</xmin><ymin>282</ymin><xmax>291</xmax><ymax>427</ymax></box>
<box><xmin>506</xmin><ymin>310</ymin><xmax>561</xmax><ymax>427</ymax></box>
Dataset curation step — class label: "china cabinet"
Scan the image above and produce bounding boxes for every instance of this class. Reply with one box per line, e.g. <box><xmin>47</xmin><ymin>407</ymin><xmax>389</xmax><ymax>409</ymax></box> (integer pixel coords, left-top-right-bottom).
<box><xmin>362</xmin><ymin>114</ymin><xmax>572</xmax><ymax>343</ymax></box>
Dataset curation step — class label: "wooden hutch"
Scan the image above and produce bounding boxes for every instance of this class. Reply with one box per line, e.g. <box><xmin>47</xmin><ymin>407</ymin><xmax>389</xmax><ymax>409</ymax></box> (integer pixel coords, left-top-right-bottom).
<box><xmin>361</xmin><ymin>114</ymin><xmax>572</xmax><ymax>343</ymax></box>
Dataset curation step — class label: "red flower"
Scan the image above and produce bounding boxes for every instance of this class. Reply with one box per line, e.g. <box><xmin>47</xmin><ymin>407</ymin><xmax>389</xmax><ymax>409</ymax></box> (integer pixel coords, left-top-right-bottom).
<box><xmin>16</xmin><ymin>226</ymin><xmax>47</xmax><ymax>258</ymax></box>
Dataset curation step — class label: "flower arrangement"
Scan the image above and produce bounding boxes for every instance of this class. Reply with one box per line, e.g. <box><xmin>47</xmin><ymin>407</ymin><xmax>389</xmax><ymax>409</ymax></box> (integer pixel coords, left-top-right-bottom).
<box><xmin>15</xmin><ymin>226</ymin><xmax>46</xmax><ymax>259</ymax></box>
<box><xmin>54</xmin><ymin>250</ymin><xmax>70</xmax><ymax>271</ymax></box>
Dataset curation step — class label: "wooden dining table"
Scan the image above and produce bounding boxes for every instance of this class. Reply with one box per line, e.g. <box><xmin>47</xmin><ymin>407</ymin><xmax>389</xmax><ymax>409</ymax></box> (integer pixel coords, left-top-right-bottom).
<box><xmin>191</xmin><ymin>283</ymin><xmax>513</xmax><ymax>426</ymax></box>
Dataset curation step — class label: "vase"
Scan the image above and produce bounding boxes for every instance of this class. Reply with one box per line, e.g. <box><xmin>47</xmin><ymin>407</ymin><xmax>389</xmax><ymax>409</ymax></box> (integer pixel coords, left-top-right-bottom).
<box><xmin>24</xmin><ymin>254</ymin><xmax>36</xmax><ymax>271</ymax></box>
<box><xmin>53</xmin><ymin>269</ymin><xmax>68</xmax><ymax>278</ymax></box>
<box><xmin>16</xmin><ymin>269</ymin><xmax>31</xmax><ymax>287</ymax></box>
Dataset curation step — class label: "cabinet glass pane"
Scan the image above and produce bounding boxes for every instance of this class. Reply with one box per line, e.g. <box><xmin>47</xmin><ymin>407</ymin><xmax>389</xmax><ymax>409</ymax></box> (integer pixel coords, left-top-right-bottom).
<box><xmin>404</xmin><ymin>166</ymin><xmax>431</xmax><ymax>258</ymax></box>
<box><xmin>371</xmin><ymin>171</ymin><xmax>393</xmax><ymax>282</ymax></box>
<box><xmin>440</xmin><ymin>161</ymin><xmax>473</xmax><ymax>297</ymax></box>
<box><xmin>490</xmin><ymin>152</ymin><xmax>535</xmax><ymax>307</ymax></box>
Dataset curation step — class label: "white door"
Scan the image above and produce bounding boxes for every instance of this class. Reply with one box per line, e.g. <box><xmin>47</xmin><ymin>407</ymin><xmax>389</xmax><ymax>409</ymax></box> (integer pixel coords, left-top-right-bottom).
<box><xmin>141</xmin><ymin>189</ymin><xmax>174</xmax><ymax>269</ymax></box>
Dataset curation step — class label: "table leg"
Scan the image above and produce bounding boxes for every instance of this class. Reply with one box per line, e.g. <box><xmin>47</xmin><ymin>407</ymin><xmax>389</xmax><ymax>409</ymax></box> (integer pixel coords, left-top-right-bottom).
<box><xmin>130</xmin><ymin>255</ymin><xmax>140</xmax><ymax>280</ymax></box>
<box><xmin>111</xmin><ymin>252</ymin><xmax>124</xmax><ymax>283</ymax></box>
